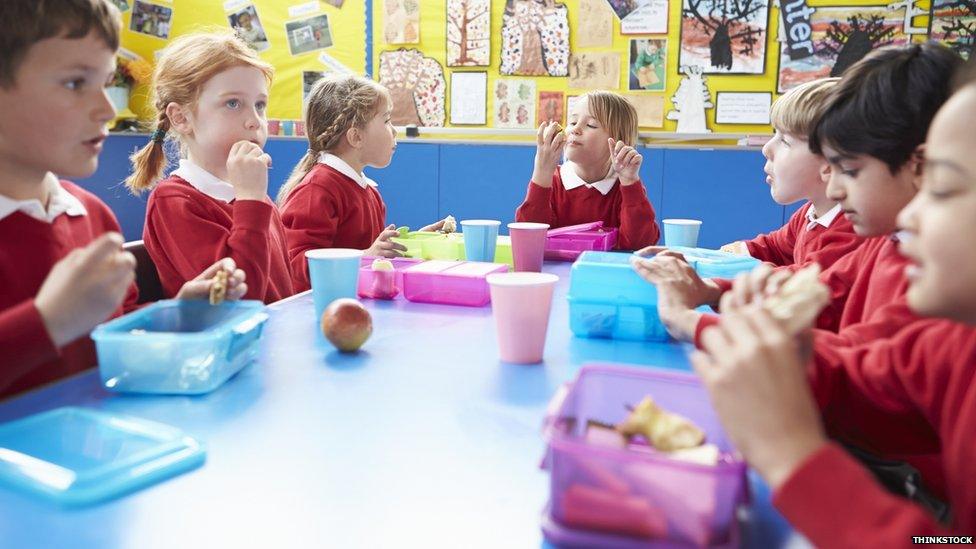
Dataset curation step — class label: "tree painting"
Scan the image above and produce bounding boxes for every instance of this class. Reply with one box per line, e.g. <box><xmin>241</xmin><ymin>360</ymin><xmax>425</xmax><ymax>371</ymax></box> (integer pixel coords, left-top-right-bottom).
<box><xmin>678</xmin><ymin>0</ymin><xmax>770</xmax><ymax>74</ymax></box>
<box><xmin>929</xmin><ymin>0</ymin><xmax>976</xmax><ymax>59</ymax></box>
<box><xmin>777</xmin><ymin>5</ymin><xmax>908</xmax><ymax>93</ymax></box>
<box><xmin>500</xmin><ymin>0</ymin><xmax>570</xmax><ymax>76</ymax></box>
<box><xmin>378</xmin><ymin>49</ymin><xmax>446</xmax><ymax>127</ymax></box>
<box><xmin>447</xmin><ymin>0</ymin><xmax>491</xmax><ymax>66</ymax></box>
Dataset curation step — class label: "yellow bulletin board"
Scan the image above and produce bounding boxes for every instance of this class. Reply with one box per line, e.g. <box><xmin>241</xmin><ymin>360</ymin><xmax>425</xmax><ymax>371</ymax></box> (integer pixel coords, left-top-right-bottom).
<box><xmin>370</xmin><ymin>0</ymin><xmax>937</xmax><ymax>136</ymax></box>
<box><xmin>117</xmin><ymin>0</ymin><xmax>366</xmax><ymax>122</ymax></box>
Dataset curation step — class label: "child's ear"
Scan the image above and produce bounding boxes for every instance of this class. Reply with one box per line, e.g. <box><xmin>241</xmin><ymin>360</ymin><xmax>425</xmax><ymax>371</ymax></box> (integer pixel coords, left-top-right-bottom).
<box><xmin>819</xmin><ymin>162</ymin><xmax>832</xmax><ymax>184</ymax></box>
<box><xmin>345</xmin><ymin>126</ymin><xmax>363</xmax><ymax>149</ymax></box>
<box><xmin>911</xmin><ymin>144</ymin><xmax>926</xmax><ymax>189</ymax></box>
<box><xmin>165</xmin><ymin>102</ymin><xmax>192</xmax><ymax>135</ymax></box>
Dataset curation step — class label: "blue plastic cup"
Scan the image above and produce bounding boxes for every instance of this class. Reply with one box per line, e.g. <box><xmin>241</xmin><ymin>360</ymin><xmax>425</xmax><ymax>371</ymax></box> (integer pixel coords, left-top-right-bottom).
<box><xmin>305</xmin><ymin>249</ymin><xmax>364</xmax><ymax>321</ymax></box>
<box><xmin>663</xmin><ymin>219</ymin><xmax>702</xmax><ymax>248</ymax></box>
<box><xmin>461</xmin><ymin>220</ymin><xmax>501</xmax><ymax>262</ymax></box>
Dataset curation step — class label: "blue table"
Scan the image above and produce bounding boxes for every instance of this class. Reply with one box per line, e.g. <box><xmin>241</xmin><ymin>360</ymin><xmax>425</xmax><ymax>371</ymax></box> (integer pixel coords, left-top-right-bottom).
<box><xmin>0</xmin><ymin>262</ymin><xmax>798</xmax><ymax>548</ymax></box>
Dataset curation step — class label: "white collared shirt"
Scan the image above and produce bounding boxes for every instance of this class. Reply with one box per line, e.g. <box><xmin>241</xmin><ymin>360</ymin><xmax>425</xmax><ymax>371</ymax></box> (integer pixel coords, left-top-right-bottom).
<box><xmin>171</xmin><ymin>159</ymin><xmax>237</xmax><ymax>203</ymax></box>
<box><xmin>805</xmin><ymin>203</ymin><xmax>842</xmax><ymax>231</ymax></box>
<box><xmin>559</xmin><ymin>162</ymin><xmax>617</xmax><ymax>196</ymax></box>
<box><xmin>318</xmin><ymin>153</ymin><xmax>378</xmax><ymax>189</ymax></box>
<box><xmin>0</xmin><ymin>177</ymin><xmax>88</xmax><ymax>223</ymax></box>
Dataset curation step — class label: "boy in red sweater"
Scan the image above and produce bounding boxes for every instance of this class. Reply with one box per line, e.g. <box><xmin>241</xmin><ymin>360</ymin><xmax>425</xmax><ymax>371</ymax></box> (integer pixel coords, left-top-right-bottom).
<box><xmin>515</xmin><ymin>91</ymin><xmax>660</xmax><ymax>250</ymax></box>
<box><xmin>278</xmin><ymin>75</ymin><xmax>447</xmax><ymax>292</ymax></box>
<box><xmin>126</xmin><ymin>33</ymin><xmax>292</xmax><ymax>303</ymax></box>
<box><xmin>0</xmin><ymin>1</ymin><xmax>246</xmax><ymax>399</ymax></box>
<box><xmin>692</xmin><ymin>70</ymin><xmax>976</xmax><ymax>545</ymax></box>
<box><xmin>719</xmin><ymin>78</ymin><xmax>862</xmax><ymax>269</ymax></box>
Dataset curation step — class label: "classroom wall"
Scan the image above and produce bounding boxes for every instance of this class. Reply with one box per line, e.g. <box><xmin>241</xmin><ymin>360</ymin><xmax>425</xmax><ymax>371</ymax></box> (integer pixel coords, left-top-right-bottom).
<box><xmin>79</xmin><ymin>135</ymin><xmax>803</xmax><ymax>249</ymax></box>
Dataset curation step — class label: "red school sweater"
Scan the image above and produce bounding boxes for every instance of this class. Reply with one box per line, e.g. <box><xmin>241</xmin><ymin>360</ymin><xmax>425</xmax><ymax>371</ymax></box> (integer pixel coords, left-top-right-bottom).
<box><xmin>744</xmin><ymin>202</ymin><xmax>862</xmax><ymax>269</ymax></box>
<box><xmin>774</xmin><ymin>320</ymin><xmax>976</xmax><ymax>547</ymax></box>
<box><xmin>143</xmin><ymin>176</ymin><xmax>294</xmax><ymax>304</ymax></box>
<box><xmin>514</xmin><ymin>167</ymin><xmax>660</xmax><ymax>250</ymax></box>
<box><xmin>280</xmin><ymin>163</ymin><xmax>386</xmax><ymax>292</ymax></box>
<box><xmin>0</xmin><ymin>181</ymin><xmax>138</xmax><ymax>398</ymax></box>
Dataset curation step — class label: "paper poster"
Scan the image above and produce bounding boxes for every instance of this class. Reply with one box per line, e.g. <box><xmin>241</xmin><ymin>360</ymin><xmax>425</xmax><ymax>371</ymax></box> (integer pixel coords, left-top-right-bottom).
<box><xmin>130</xmin><ymin>1</ymin><xmax>173</xmax><ymax>40</ymax></box>
<box><xmin>629</xmin><ymin>39</ymin><xmax>667</xmax><ymax>91</ymax></box>
<box><xmin>302</xmin><ymin>71</ymin><xmax>326</xmax><ymax>103</ymax></box>
<box><xmin>777</xmin><ymin>5</ymin><xmax>907</xmax><ymax>92</ymax></box>
<box><xmin>286</xmin><ymin>13</ymin><xmax>334</xmax><ymax>55</ymax></box>
<box><xmin>623</xmin><ymin>93</ymin><xmax>666</xmax><ymax>128</ymax></box>
<box><xmin>288</xmin><ymin>1</ymin><xmax>319</xmax><ymax>18</ymax></box>
<box><xmin>500</xmin><ymin>0</ymin><xmax>570</xmax><ymax>76</ymax></box>
<box><xmin>228</xmin><ymin>4</ymin><xmax>270</xmax><ymax>52</ymax></box>
<box><xmin>566</xmin><ymin>94</ymin><xmax>584</xmax><ymax>116</ymax></box>
<box><xmin>323</xmin><ymin>0</ymin><xmax>345</xmax><ymax>6</ymax></box>
<box><xmin>715</xmin><ymin>92</ymin><xmax>772</xmax><ymax>124</ymax></box>
<box><xmin>384</xmin><ymin>0</ymin><xmax>420</xmax><ymax>44</ymax></box>
<box><xmin>606</xmin><ymin>0</ymin><xmax>640</xmax><ymax>19</ymax></box>
<box><xmin>579</xmin><ymin>0</ymin><xmax>613</xmax><ymax>48</ymax></box>
<box><xmin>679</xmin><ymin>0</ymin><xmax>770</xmax><ymax>74</ymax></box>
<box><xmin>111</xmin><ymin>0</ymin><xmax>131</xmax><ymax>12</ymax></box>
<box><xmin>568</xmin><ymin>52</ymin><xmax>621</xmax><ymax>90</ymax></box>
<box><xmin>890</xmin><ymin>0</ymin><xmax>928</xmax><ymax>34</ymax></box>
<box><xmin>447</xmin><ymin>0</ymin><xmax>490</xmax><ymax>66</ymax></box>
<box><xmin>538</xmin><ymin>91</ymin><xmax>565</xmax><ymax>126</ymax></box>
<box><xmin>621</xmin><ymin>0</ymin><xmax>670</xmax><ymax>34</ymax></box>
<box><xmin>450</xmin><ymin>72</ymin><xmax>488</xmax><ymax>125</ymax></box>
<box><xmin>378</xmin><ymin>49</ymin><xmax>447</xmax><ymax>127</ymax></box>
<box><xmin>494</xmin><ymin>78</ymin><xmax>536</xmax><ymax>128</ymax></box>
<box><xmin>318</xmin><ymin>51</ymin><xmax>354</xmax><ymax>74</ymax></box>
<box><xmin>928</xmin><ymin>0</ymin><xmax>976</xmax><ymax>59</ymax></box>
<box><xmin>666</xmin><ymin>66</ymin><xmax>713</xmax><ymax>133</ymax></box>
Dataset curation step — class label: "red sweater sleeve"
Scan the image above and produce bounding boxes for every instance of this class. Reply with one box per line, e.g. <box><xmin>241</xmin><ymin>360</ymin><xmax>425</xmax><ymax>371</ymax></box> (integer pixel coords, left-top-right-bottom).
<box><xmin>0</xmin><ymin>300</ymin><xmax>59</xmax><ymax>393</ymax></box>
<box><xmin>281</xmin><ymin>183</ymin><xmax>342</xmax><ymax>292</ymax></box>
<box><xmin>616</xmin><ymin>182</ymin><xmax>660</xmax><ymax>250</ymax></box>
<box><xmin>515</xmin><ymin>180</ymin><xmax>559</xmax><ymax>226</ymax></box>
<box><xmin>148</xmin><ymin>196</ymin><xmax>274</xmax><ymax>301</ymax></box>
<box><xmin>744</xmin><ymin>205</ymin><xmax>804</xmax><ymax>266</ymax></box>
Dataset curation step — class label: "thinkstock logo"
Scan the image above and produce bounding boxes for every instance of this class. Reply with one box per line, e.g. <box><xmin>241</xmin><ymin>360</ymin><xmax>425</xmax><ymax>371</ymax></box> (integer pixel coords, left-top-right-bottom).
<box><xmin>912</xmin><ymin>536</ymin><xmax>973</xmax><ymax>544</ymax></box>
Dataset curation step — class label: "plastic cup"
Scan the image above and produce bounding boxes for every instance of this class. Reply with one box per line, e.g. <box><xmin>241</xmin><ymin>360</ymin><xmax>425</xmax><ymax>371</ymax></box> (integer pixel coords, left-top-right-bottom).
<box><xmin>305</xmin><ymin>249</ymin><xmax>363</xmax><ymax>321</ymax></box>
<box><xmin>462</xmin><ymin>219</ymin><xmax>501</xmax><ymax>262</ymax></box>
<box><xmin>508</xmin><ymin>222</ymin><xmax>550</xmax><ymax>272</ymax></box>
<box><xmin>487</xmin><ymin>272</ymin><xmax>560</xmax><ymax>364</ymax></box>
<box><xmin>663</xmin><ymin>219</ymin><xmax>702</xmax><ymax>248</ymax></box>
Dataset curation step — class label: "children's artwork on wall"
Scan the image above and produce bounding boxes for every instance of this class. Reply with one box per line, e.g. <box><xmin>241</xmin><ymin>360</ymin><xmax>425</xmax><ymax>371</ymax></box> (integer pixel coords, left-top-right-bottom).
<box><xmin>323</xmin><ymin>0</ymin><xmax>345</xmax><ymax>7</ymax></box>
<box><xmin>666</xmin><ymin>65</ymin><xmax>713</xmax><ymax>133</ymax></box>
<box><xmin>606</xmin><ymin>0</ymin><xmax>640</xmax><ymax>19</ymax></box>
<box><xmin>111</xmin><ymin>0</ymin><xmax>131</xmax><ymax>12</ymax></box>
<box><xmin>538</xmin><ymin>91</ymin><xmax>566</xmax><ymax>125</ymax></box>
<box><xmin>568</xmin><ymin>52</ymin><xmax>621</xmax><ymax>89</ymax></box>
<box><xmin>679</xmin><ymin>0</ymin><xmax>770</xmax><ymax>74</ymax></box>
<box><xmin>302</xmin><ymin>71</ymin><xmax>326</xmax><ymax>103</ymax></box>
<box><xmin>378</xmin><ymin>49</ymin><xmax>447</xmax><ymax>127</ymax></box>
<box><xmin>500</xmin><ymin>0</ymin><xmax>570</xmax><ymax>77</ymax></box>
<box><xmin>450</xmin><ymin>72</ymin><xmax>488</xmax><ymax>124</ymax></box>
<box><xmin>384</xmin><ymin>0</ymin><xmax>420</xmax><ymax>44</ymax></box>
<box><xmin>286</xmin><ymin>14</ymin><xmax>334</xmax><ymax>55</ymax></box>
<box><xmin>579</xmin><ymin>0</ymin><xmax>614</xmax><ymax>48</ymax></box>
<box><xmin>494</xmin><ymin>78</ymin><xmax>537</xmax><ymax>128</ymax></box>
<box><xmin>715</xmin><ymin>91</ymin><xmax>772</xmax><ymax>124</ymax></box>
<box><xmin>130</xmin><ymin>1</ymin><xmax>173</xmax><ymax>40</ymax></box>
<box><xmin>928</xmin><ymin>0</ymin><xmax>976</xmax><ymax>59</ymax></box>
<box><xmin>777</xmin><ymin>5</ymin><xmax>907</xmax><ymax>92</ymax></box>
<box><xmin>447</xmin><ymin>0</ymin><xmax>491</xmax><ymax>66</ymax></box>
<box><xmin>228</xmin><ymin>5</ymin><xmax>271</xmax><ymax>52</ymax></box>
<box><xmin>620</xmin><ymin>0</ymin><xmax>670</xmax><ymax>34</ymax></box>
<box><xmin>887</xmin><ymin>0</ymin><xmax>928</xmax><ymax>33</ymax></box>
<box><xmin>623</xmin><ymin>93</ymin><xmax>666</xmax><ymax>127</ymax></box>
<box><xmin>629</xmin><ymin>39</ymin><xmax>667</xmax><ymax>91</ymax></box>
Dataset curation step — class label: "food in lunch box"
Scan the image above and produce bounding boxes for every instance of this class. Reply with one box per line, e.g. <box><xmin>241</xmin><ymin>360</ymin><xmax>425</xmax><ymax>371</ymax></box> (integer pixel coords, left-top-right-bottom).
<box><xmin>617</xmin><ymin>396</ymin><xmax>705</xmax><ymax>452</ymax></box>
<box><xmin>441</xmin><ymin>215</ymin><xmax>457</xmax><ymax>234</ymax></box>
<box><xmin>762</xmin><ymin>263</ymin><xmax>829</xmax><ymax>334</ymax></box>
<box><xmin>371</xmin><ymin>258</ymin><xmax>394</xmax><ymax>272</ymax></box>
<box><xmin>209</xmin><ymin>269</ymin><xmax>228</xmax><ymax>305</ymax></box>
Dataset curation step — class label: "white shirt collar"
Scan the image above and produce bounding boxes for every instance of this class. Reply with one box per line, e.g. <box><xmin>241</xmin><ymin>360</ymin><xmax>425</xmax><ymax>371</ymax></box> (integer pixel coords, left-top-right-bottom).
<box><xmin>559</xmin><ymin>162</ymin><xmax>617</xmax><ymax>195</ymax></box>
<box><xmin>0</xmin><ymin>177</ymin><xmax>87</xmax><ymax>223</ymax></box>
<box><xmin>171</xmin><ymin>159</ymin><xmax>237</xmax><ymax>203</ymax></box>
<box><xmin>318</xmin><ymin>152</ymin><xmax>378</xmax><ymax>189</ymax></box>
<box><xmin>805</xmin><ymin>203</ymin><xmax>842</xmax><ymax>230</ymax></box>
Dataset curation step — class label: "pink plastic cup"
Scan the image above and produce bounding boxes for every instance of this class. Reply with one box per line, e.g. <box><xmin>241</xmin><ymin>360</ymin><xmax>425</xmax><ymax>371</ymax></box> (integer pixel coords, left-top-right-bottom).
<box><xmin>487</xmin><ymin>272</ymin><xmax>559</xmax><ymax>364</ymax></box>
<box><xmin>507</xmin><ymin>222</ymin><xmax>550</xmax><ymax>273</ymax></box>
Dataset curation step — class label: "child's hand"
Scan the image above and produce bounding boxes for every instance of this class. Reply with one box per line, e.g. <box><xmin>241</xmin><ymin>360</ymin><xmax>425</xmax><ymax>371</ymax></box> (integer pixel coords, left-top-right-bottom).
<box><xmin>633</xmin><ymin>245</ymin><xmax>690</xmax><ymax>264</ymax></box>
<box><xmin>631</xmin><ymin>255</ymin><xmax>723</xmax><ymax>340</ymax></box>
<box><xmin>609</xmin><ymin>138</ymin><xmax>642</xmax><ymax>186</ymax></box>
<box><xmin>176</xmin><ymin>258</ymin><xmax>248</xmax><ymax>301</ymax></box>
<box><xmin>530</xmin><ymin>122</ymin><xmax>566</xmax><ymax>188</ymax></box>
<box><xmin>692</xmin><ymin>306</ymin><xmax>825</xmax><ymax>490</ymax></box>
<box><xmin>365</xmin><ymin>224</ymin><xmax>408</xmax><ymax>258</ymax></box>
<box><xmin>418</xmin><ymin>219</ymin><xmax>445</xmax><ymax>232</ymax></box>
<box><xmin>226</xmin><ymin>140</ymin><xmax>272</xmax><ymax>201</ymax></box>
<box><xmin>35</xmin><ymin>233</ymin><xmax>136</xmax><ymax>347</ymax></box>
<box><xmin>721</xmin><ymin>263</ymin><xmax>793</xmax><ymax>312</ymax></box>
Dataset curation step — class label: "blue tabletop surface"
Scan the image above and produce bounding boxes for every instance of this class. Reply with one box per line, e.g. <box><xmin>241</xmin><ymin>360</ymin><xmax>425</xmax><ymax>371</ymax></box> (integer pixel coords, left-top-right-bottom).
<box><xmin>0</xmin><ymin>262</ymin><xmax>800</xmax><ymax>548</ymax></box>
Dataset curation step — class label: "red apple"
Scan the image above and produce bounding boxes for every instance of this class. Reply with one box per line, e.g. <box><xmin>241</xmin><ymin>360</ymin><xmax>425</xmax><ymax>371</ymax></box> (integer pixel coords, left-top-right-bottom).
<box><xmin>321</xmin><ymin>298</ymin><xmax>372</xmax><ymax>352</ymax></box>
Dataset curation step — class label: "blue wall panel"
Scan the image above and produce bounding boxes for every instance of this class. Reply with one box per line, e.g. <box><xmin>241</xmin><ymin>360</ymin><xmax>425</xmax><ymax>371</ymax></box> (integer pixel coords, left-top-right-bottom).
<box><xmin>438</xmin><ymin>144</ymin><xmax>536</xmax><ymax>232</ymax></box>
<box><xmin>365</xmin><ymin>143</ymin><xmax>439</xmax><ymax>229</ymax></box>
<box><xmin>73</xmin><ymin>134</ymin><xmax>148</xmax><ymax>241</ymax></box>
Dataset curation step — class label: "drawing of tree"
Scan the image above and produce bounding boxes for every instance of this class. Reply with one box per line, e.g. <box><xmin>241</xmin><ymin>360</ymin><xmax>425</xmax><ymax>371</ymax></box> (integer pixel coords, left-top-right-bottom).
<box><xmin>378</xmin><ymin>49</ymin><xmax>446</xmax><ymax>127</ymax></box>
<box><xmin>817</xmin><ymin>14</ymin><xmax>896</xmax><ymax>76</ymax></box>
<box><xmin>683</xmin><ymin>0</ymin><xmax>767</xmax><ymax>70</ymax></box>
<box><xmin>932</xmin><ymin>0</ymin><xmax>976</xmax><ymax>58</ymax></box>
<box><xmin>447</xmin><ymin>0</ymin><xmax>491</xmax><ymax>66</ymax></box>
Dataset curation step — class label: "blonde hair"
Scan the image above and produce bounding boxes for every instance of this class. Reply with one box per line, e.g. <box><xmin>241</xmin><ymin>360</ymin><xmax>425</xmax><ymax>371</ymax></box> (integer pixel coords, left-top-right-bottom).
<box><xmin>584</xmin><ymin>91</ymin><xmax>639</xmax><ymax>147</ymax></box>
<box><xmin>276</xmin><ymin>74</ymin><xmax>389</xmax><ymax>205</ymax></box>
<box><xmin>125</xmin><ymin>31</ymin><xmax>274</xmax><ymax>193</ymax></box>
<box><xmin>770</xmin><ymin>77</ymin><xmax>840</xmax><ymax>137</ymax></box>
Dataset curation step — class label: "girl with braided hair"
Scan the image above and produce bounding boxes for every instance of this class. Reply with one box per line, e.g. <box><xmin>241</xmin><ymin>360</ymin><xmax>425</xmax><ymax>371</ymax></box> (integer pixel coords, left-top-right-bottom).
<box><xmin>278</xmin><ymin>74</ymin><xmax>448</xmax><ymax>292</ymax></box>
<box><xmin>126</xmin><ymin>32</ymin><xmax>294</xmax><ymax>303</ymax></box>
